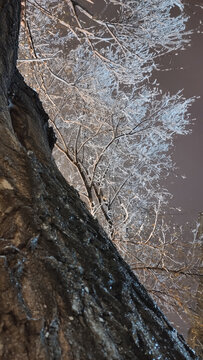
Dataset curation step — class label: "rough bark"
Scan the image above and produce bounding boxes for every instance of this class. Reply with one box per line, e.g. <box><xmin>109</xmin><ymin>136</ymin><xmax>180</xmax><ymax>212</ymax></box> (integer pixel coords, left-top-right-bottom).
<box><xmin>0</xmin><ymin>1</ymin><xmax>199</xmax><ymax>359</ymax></box>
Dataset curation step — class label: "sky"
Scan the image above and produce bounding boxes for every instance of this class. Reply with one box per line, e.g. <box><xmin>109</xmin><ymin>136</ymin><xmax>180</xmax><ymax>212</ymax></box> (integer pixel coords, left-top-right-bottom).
<box><xmin>154</xmin><ymin>0</ymin><xmax>203</xmax><ymax>227</ymax></box>
<box><xmin>152</xmin><ymin>0</ymin><xmax>203</xmax><ymax>338</ymax></box>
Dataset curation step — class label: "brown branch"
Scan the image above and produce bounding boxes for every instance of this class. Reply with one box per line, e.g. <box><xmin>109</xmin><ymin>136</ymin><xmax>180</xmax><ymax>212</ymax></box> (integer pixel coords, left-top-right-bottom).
<box><xmin>132</xmin><ymin>265</ymin><xmax>202</xmax><ymax>277</ymax></box>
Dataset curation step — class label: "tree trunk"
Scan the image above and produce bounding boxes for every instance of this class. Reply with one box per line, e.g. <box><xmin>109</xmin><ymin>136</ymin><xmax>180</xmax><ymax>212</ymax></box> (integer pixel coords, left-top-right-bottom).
<box><xmin>0</xmin><ymin>1</ymin><xmax>199</xmax><ymax>359</ymax></box>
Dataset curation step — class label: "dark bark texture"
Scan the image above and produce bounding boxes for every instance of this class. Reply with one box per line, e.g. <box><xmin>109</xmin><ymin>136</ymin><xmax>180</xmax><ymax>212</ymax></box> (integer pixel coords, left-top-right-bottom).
<box><xmin>0</xmin><ymin>1</ymin><xmax>199</xmax><ymax>359</ymax></box>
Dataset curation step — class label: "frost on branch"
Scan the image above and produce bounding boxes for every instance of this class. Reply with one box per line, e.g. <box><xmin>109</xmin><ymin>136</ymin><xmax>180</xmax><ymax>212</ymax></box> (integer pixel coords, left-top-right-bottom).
<box><xmin>18</xmin><ymin>0</ymin><xmax>193</xmax><ymax>234</ymax></box>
